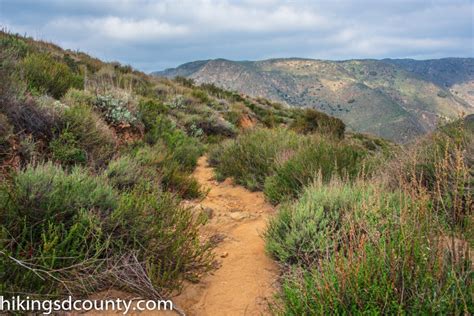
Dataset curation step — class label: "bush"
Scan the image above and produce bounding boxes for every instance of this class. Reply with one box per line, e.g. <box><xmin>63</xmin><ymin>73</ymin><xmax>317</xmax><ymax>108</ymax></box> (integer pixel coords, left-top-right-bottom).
<box><xmin>62</xmin><ymin>104</ymin><xmax>117</xmax><ymax>167</ymax></box>
<box><xmin>145</xmin><ymin>115</ymin><xmax>203</xmax><ymax>172</ymax></box>
<box><xmin>94</xmin><ymin>94</ymin><xmax>138</xmax><ymax>126</ymax></box>
<box><xmin>268</xmin><ymin>153</ymin><xmax>472</xmax><ymax>314</ymax></box>
<box><xmin>265</xmin><ymin>181</ymin><xmax>396</xmax><ymax>266</ymax></box>
<box><xmin>62</xmin><ymin>88</ymin><xmax>95</xmax><ymax>107</ymax></box>
<box><xmin>187</xmin><ymin>114</ymin><xmax>236</xmax><ymax>138</ymax></box>
<box><xmin>1</xmin><ymin>97</ymin><xmax>61</xmax><ymax>140</ymax></box>
<box><xmin>21</xmin><ymin>52</ymin><xmax>84</xmax><ymax>98</ymax></box>
<box><xmin>0</xmin><ymin>162</ymin><xmax>212</xmax><ymax>297</ymax></box>
<box><xmin>289</xmin><ymin>108</ymin><xmax>345</xmax><ymax>138</ymax></box>
<box><xmin>138</xmin><ymin>98</ymin><xmax>169</xmax><ymax>129</ymax></box>
<box><xmin>105</xmin><ymin>155</ymin><xmax>143</xmax><ymax>190</ymax></box>
<box><xmin>0</xmin><ymin>113</ymin><xmax>12</xmax><ymax>160</ymax></box>
<box><xmin>264</xmin><ymin>137</ymin><xmax>368</xmax><ymax>204</ymax></box>
<box><xmin>212</xmin><ymin>128</ymin><xmax>300</xmax><ymax>190</ymax></box>
<box><xmin>107</xmin><ymin>187</ymin><xmax>213</xmax><ymax>293</ymax></box>
<box><xmin>132</xmin><ymin>144</ymin><xmax>202</xmax><ymax>199</ymax></box>
<box><xmin>49</xmin><ymin>127</ymin><xmax>87</xmax><ymax>165</ymax></box>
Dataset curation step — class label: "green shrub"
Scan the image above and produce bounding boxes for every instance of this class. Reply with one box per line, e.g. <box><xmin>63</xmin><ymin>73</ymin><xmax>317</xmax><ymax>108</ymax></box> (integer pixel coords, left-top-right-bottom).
<box><xmin>105</xmin><ymin>155</ymin><xmax>143</xmax><ymax>190</ymax></box>
<box><xmin>62</xmin><ymin>88</ymin><xmax>95</xmax><ymax>106</ymax></box>
<box><xmin>264</xmin><ymin>137</ymin><xmax>368</xmax><ymax>204</ymax></box>
<box><xmin>145</xmin><ymin>115</ymin><xmax>203</xmax><ymax>172</ymax></box>
<box><xmin>0</xmin><ymin>163</ymin><xmax>212</xmax><ymax>297</ymax></box>
<box><xmin>22</xmin><ymin>52</ymin><xmax>83</xmax><ymax>98</ymax></box>
<box><xmin>107</xmin><ymin>187</ymin><xmax>213</xmax><ymax>293</ymax></box>
<box><xmin>131</xmin><ymin>144</ymin><xmax>202</xmax><ymax>199</ymax></box>
<box><xmin>191</xmin><ymin>89</ymin><xmax>210</xmax><ymax>103</ymax></box>
<box><xmin>265</xmin><ymin>182</ymin><xmax>396</xmax><ymax>266</ymax></box>
<box><xmin>275</xmin><ymin>217</ymin><xmax>472</xmax><ymax>315</ymax></box>
<box><xmin>289</xmin><ymin>108</ymin><xmax>345</xmax><ymax>138</ymax></box>
<box><xmin>138</xmin><ymin>98</ymin><xmax>169</xmax><ymax>129</ymax></box>
<box><xmin>62</xmin><ymin>104</ymin><xmax>116</xmax><ymax>167</ymax></box>
<box><xmin>0</xmin><ymin>163</ymin><xmax>116</xmax><ymax>294</ymax></box>
<box><xmin>269</xmin><ymin>163</ymin><xmax>472</xmax><ymax>314</ymax></box>
<box><xmin>49</xmin><ymin>127</ymin><xmax>87</xmax><ymax>165</ymax></box>
<box><xmin>213</xmin><ymin>128</ymin><xmax>300</xmax><ymax>190</ymax></box>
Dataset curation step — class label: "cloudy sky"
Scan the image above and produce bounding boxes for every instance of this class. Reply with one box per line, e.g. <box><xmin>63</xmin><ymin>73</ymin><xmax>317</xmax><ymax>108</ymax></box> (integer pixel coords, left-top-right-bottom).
<box><xmin>1</xmin><ymin>0</ymin><xmax>473</xmax><ymax>72</ymax></box>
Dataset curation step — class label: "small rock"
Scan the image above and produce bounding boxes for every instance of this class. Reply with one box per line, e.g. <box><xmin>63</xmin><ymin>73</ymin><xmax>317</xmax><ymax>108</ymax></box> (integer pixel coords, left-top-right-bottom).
<box><xmin>220</xmin><ymin>252</ymin><xmax>229</xmax><ymax>258</ymax></box>
<box><xmin>229</xmin><ymin>212</ymin><xmax>249</xmax><ymax>221</ymax></box>
<box><xmin>202</xmin><ymin>206</ymin><xmax>214</xmax><ymax>219</ymax></box>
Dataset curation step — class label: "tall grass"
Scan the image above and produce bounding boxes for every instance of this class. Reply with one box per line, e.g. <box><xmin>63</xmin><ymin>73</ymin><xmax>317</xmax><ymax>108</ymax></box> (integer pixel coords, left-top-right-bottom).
<box><xmin>267</xmin><ymin>134</ymin><xmax>473</xmax><ymax>314</ymax></box>
<box><xmin>264</xmin><ymin>137</ymin><xmax>369</xmax><ymax>204</ymax></box>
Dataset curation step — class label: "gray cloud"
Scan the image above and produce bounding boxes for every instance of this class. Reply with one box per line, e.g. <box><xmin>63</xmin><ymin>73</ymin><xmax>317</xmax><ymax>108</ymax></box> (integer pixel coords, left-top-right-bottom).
<box><xmin>1</xmin><ymin>0</ymin><xmax>472</xmax><ymax>72</ymax></box>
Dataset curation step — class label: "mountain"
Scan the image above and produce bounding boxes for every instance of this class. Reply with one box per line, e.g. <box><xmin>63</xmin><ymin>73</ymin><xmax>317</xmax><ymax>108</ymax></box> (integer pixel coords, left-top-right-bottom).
<box><xmin>154</xmin><ymin>58</ymin><xmax>474</xmax><ymax>142</ymax></box>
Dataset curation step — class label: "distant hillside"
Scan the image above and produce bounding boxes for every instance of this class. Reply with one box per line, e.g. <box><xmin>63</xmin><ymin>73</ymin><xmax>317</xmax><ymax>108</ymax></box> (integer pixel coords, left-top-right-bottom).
<box><xmin>155</xmin><ymin>58</ymin><xmax>474</xmax><ymax>142</ymax></box>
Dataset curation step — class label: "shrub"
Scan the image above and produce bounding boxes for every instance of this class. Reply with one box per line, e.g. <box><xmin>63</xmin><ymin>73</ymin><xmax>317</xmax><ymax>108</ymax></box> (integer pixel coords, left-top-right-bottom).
<box><xmin>62</xmin><ymin>104</ymin><xmax>117</xmax><ymax>167</ymax></box>
<box><xmin>138</xmin><ymin>98</ymin><xmax>169</xmax><ymax>129</ymax></box>
<box><xmin>212</xmin><ymin>128</ymin><xmax>300</xmax><ymax>190</ymax></box>
<box><xmin>269</xmin><ymin>149</ymin><xmax>473</xmax><ymax>314</ymax></box>
<box><xmin>105</xmin><ymin>155</ymin><xmax>143</xmax><ymax>190</ymax></box>
<box><xmin>129</xmin><ymin>144</ymin><xmax>202</xmax><ymax>199</ymax></box>
<box><xmin>107</xmin><ymin>187</ymin><xmax>213</xmax><ymax>294</ymax></box>
<box><xmin>21</xmin><ymin>52</ymin><xmax>84</xmax><ymax>98</ymax></box>
<box><xmin>0</xmin><ymin>163</ymin><xmax>116</xmax><ymax>294</ymax></box>
<box><xmin>289</xmin><ymin>108</ymin><xmax>345</xmax><ymax>138</ymax></box>
<box><xmin>275</xmin><ymin>209</ymin><xmax>472</xmax><ymax>314</ymax></box>
<box><xmin>94</xmin><ymin>94</ymin><xmax>138</xmax><ymax>126</ymax></box>
<box><xmin>0</xmin><ymin>163</ymin><xmax>212</xmax><ymax>297</ymax></box>
<box><xmin>0</xmin><ymin>113</ymin><xmax>12</xmax><ymax>160</ymax></box>
<box><xmin>62</xmin><ymin>88</ymin><xmax>95</xmax><ymax>107</ymax></box>
<box><xmin>265</xmin><ymin>181</ymin><xmax>397</xmax><ymax>266</ymax></box>
<box><xmin>187</xmin><ymin>114</ymin><xmax>237</xmax><ymax>138</ymax></box>
<box><xmin>49</xmin><ymin>127</ymin><xmax>87</xmax><ymax>166</ymax></box>
<box><xmin>145</xmin><ymin>115</ymin><xmax>203</xmax><ymax>172</ymax></box>
<box><xmin>1</xmin><ymin>97</ymin><xmax>61</xmax><ymax>140</ymax></box>
<box><xmin>264</xmin><ymin>137</ymin><xmax>368</xmax><ymax>204</ymax></box>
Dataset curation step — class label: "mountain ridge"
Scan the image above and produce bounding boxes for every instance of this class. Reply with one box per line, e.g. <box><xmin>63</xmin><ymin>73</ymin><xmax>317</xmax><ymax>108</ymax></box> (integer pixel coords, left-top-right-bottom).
<box><xmin>154</xmin><ymin>57</ymin><xmax>474</xmax><ymax>142</ymax></box>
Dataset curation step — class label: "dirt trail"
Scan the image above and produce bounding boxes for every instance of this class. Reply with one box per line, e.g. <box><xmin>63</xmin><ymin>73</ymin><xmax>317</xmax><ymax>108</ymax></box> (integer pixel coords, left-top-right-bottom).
<box><xmin>171</xmin><ymin>156</ymin><xmax>279</xmax><ymax>315</ymax></box>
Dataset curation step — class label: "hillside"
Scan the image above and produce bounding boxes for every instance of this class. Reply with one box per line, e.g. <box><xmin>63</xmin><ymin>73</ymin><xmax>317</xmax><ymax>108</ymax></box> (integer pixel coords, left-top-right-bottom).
<box><xmin>0</xmin><ymin>30</ymin><xmax>351</xmax><ymax>304</ymax></box>
<box><xmin>0</xmin><ymin>31</ymin><xmax>472</xmax><ymax>315</ymax></box>
<box><xmin>155</xmin><ymin>58</ymin><xmax>474</xmax><ymax>142</ymax></box>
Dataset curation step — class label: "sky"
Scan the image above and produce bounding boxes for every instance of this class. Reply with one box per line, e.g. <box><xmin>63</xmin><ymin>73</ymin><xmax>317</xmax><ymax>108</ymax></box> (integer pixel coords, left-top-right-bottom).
<box><xmin>1</xmin><ymin>0</ymin><xmax>473</xmax><ymax>72</ymax></box>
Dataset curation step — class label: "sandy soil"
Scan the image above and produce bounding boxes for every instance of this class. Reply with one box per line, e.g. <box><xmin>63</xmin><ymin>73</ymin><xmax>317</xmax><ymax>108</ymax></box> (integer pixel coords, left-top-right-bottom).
<box><xmin>169</xmin><ymin>156</ymin><xmax>279</xmax><ymax>315</ymax></box>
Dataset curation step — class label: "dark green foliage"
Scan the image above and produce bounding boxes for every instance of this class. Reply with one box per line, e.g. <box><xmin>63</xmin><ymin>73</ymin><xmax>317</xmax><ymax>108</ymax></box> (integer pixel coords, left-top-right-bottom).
<box><xmin>138</xmin><ymin>98</ymin><xmax>169</xmax><ymax>129</ymax></box>
<box><xmin>61</xmin><ymin>104</ymin><xmax>116</xmax><ymax>167</ymax></box>
<box><xmin>174</xmin><ymin>76</ymin><xmax>195</xmax><ymax>87</ymax></box>
<box><xmin>22</xmin><ymin>52</ymin><xmax>84</xmax><ymax>98</ymax></box>
<box><xmin>49</xmin><ymin>127</ymin><xmax>87</xmax><ymax>165</ymax></box>
<box><xmin>131</xmin><ymin>144</ymin><xmax>202</xmax><ymax>199</ymax></box>
<box><xmin>145</xmin><ymin>115</ymin><xmax>203</xmax><ymax>172</ymax></box>
<box><xmin>289</xmin><ymin>108</ymin><xmax>345</xmax><ymax>138</ymax></box>
<box><xmin>191</xmin><ymin>89</ymin><xmax>210</xmax><ymax>103</ymax></box>
<box><xmin>105</xmin><ymin>155</ymin><xmax>143</xmax><ymax>190</ymax></box>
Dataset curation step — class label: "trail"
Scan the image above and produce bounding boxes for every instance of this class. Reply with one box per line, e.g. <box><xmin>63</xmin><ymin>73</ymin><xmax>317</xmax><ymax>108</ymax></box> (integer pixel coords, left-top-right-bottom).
<box><xmin>172</xmin><ymin>156</ymin><xmax>279</xmax><ymax>315</ymax></box>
